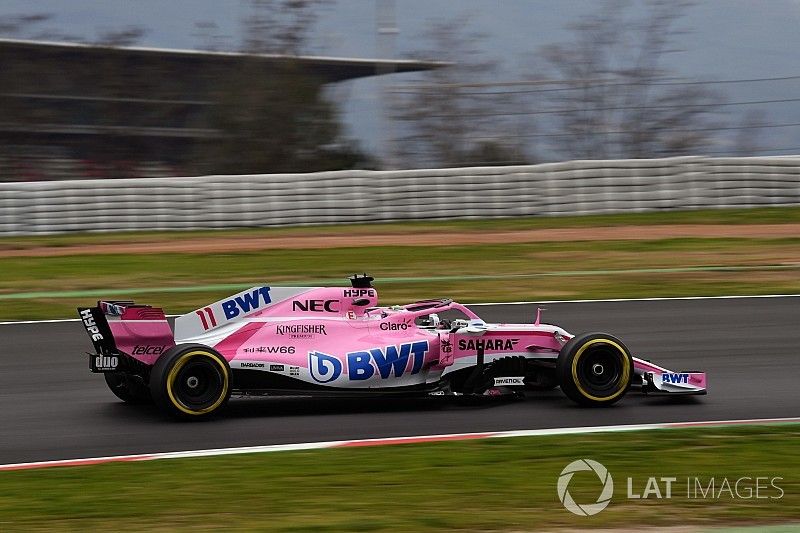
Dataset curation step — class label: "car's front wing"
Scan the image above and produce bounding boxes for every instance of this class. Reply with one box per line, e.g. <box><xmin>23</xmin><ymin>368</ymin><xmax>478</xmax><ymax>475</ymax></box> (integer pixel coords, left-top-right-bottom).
<box><xmin>634</xmin><ymin>356</ymin><xmax>707</xmax><ymax>395</ymax></box>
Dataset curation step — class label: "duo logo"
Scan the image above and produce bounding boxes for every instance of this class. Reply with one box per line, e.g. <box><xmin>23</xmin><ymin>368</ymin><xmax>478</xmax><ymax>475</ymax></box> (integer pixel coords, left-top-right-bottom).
<box><xmin>348</xmin><ymin>341</ymin><xmax>429</xmax><ymax>381</ymax></box>
<box><xmin>308</xmin><ymin>341</ymin><xmax>430</xmax><ymax>383</ymax></box>
<box><xmin>309</xmin><ymin>351</ymin><xmax>343</xmax><ymax>383</ymax></box>
<box><xmin>662</xmin><ymin>372</ymin><xmax>689</xmax><ymax>384</ymax></box>
<box><xmin>222</xmin><ymin>287</ymin><xmax>272</xmax><ymax>320</ymax></box>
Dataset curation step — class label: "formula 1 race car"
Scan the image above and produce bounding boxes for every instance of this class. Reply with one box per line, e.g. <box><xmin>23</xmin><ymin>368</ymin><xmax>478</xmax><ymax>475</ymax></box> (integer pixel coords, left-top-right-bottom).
<box><xmin>78</xmin><ymin>275</ymin><xmax>706</xmax><ymax>418</ymax></box>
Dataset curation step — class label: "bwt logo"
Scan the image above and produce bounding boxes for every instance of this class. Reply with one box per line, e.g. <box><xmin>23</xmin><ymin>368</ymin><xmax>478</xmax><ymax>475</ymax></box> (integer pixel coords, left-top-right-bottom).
<box><xmin>662</xmin><ymin>372</ymin><xmax>689</xmax><ymax>384</ymax></box>
<box><xmin>348</xmin><ymin>341</ymin><xmax>428</xmax><ymax>381</ymax></box>
<box><xmin>222</xmin><ymin>287</ymin><xmax>272</xmax><ymax>319</ymax></box>
<box><xmin>309</xmin><ymin>351</ymin><xmax>343</xmax><ymax>383</ymax></box>
<box><xmin>308</xmin><ymin>341</ymin><xmax>430</xmax><ymax>383</ymax></box>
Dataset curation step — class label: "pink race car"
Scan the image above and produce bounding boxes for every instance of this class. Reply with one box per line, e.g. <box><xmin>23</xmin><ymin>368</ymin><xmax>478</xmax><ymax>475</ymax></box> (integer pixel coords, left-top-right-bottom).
<box><xmin>78</xmin><ymin>275</ymin><xmax>706</xmax><ymax>418</ymax></box>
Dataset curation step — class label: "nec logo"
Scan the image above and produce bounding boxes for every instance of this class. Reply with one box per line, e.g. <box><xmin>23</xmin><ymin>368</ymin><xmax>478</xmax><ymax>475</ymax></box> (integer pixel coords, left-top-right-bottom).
<box><xmin>347</xmin><ymin>341</ymin><xmax>429</xmax><ymax>381</ymax></box>
<box><xmin>293</xmin><ymin>299</ymin><xmax>339</xmax><ymax>312</ymax></box>
<box><xmin>222</xmin><ymin>287</ymin><xmax>272</xmax><ymax>320</ymax></box>
<box><xmin>662</xmin><ymin>372</ymin><xmax>689</xmax><ymax>384</ymax></box>
<box><xmin>80</xmin><ymin>308</ymin><xmax>103</xmax><ymax>341</ymax></box>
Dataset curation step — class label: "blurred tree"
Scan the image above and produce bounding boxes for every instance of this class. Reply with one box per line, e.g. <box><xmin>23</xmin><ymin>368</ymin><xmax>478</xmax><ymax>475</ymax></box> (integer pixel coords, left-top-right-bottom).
<box><xmin>536</xmin><ymin>0</ymin><xmax>722</xmax><ymax>160</ymax></box>
<box><xmin>201</xmin><ymin>62</ymin><xmax>368</xmax><ymax>173</ymax></box>
<box><xmin>391</xmin><ymin>17</ymin><xmax>531</xmax><ymax>168</ymax></box>
<box><xmin>732</xmin><ymin>109</ymin><xmax>767</xmax><ymax>156</ymax></box>
<box><xmin>95</xmin><ymin>26</ymin><xmax>147</xmax><ymax>47</ymax></box>
<box><xmin>193</xmin><ymin>0</ymin><xmax>369</xmax><ymax>173</ymax></box>
<box><xmin>193</xmin><ymin>21</ymin><xmax>232</xmax><ymax>52</ymax></box>
<box><xmin>242</xmin><ymin>0</ymin><xmax>328</xmax><ymax>55</ymax></box>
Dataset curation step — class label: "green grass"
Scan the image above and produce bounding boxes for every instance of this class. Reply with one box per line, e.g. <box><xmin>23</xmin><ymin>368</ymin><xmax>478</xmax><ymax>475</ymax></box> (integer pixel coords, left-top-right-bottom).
<box><xmin>1</xmin><ymin>425</ymin><xmax>799</xmax><ymax>531</ymax></box>
<box><xmin>2</xmin><ymin>206</ymin><xmax>800</xmax><ymax>320</ymax></box>
<box><xmin>2</xmin><ymin>236</ymin><xmax>800</xmax><ymax>320</ymax></box>
<box><xmin>2</xmin><ymin>206</ymin><xmax>800</xmax><ymax>251</ymax></box>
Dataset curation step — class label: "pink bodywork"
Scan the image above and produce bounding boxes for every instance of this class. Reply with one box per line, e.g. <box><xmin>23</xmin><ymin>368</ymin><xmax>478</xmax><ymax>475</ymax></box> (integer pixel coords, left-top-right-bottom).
<box><xmin>108</xmin><ymin>306</ymin><xmax>174</xmax><ymax>366</ymax></box>
<box><xmin>103</xmin><ymin>285</ymin><xmax>705</xmax><ymax>393</ymax></box>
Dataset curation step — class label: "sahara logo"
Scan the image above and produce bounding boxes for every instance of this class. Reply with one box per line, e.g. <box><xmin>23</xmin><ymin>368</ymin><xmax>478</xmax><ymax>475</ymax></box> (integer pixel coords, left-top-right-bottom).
<box><xmin>309</xmin><ymin>351</ymin><xmax>343</xmax><ymax>383</ymax></box>
<box><xmin>557</xmin><ymin>459</ymin><xmax>614</xmax><ymax>516</ymax></box>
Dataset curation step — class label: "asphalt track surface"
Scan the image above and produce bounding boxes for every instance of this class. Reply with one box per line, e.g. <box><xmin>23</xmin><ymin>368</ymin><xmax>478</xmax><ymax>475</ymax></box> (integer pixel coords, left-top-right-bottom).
<box><xmin>1</xmin><ymin>297</ymin><xmax>798</xmax><ymax>464</ymax></box>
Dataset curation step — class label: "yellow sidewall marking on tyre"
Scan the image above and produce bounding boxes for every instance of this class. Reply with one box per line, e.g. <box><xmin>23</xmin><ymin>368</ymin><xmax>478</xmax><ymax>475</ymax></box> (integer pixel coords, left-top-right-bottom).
<box><xmin>571</xmin><ymin>339</ymin><xmax>631</xmax><ymax>402</ymax></box>
<box><xmin>166</xmin><ymin>350</ymin><xmax>229</xmax><ymax>416</ymax></box>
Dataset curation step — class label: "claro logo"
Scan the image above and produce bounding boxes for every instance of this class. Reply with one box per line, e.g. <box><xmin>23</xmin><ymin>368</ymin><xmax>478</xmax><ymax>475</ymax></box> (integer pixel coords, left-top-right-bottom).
<box><xmin>380</xmin><ymin>322</ymin><xmax>409</xmax><ymax>331</ymax></box>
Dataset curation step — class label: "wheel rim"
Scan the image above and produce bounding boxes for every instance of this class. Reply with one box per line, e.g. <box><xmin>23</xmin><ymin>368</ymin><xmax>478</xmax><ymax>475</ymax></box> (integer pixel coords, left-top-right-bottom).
<box><xmin>570</xmin><ymin>338</ymin><xmax>630</xmax><ymax>401</ymax></box>
<box><xmin>166</xmin><ymin>352</ymin><xmax>228</xmax><ymax>414</ymax></box>
<box><xmin>577</xmin><ymin>344</ymin><xmax>622</xmax><ymax>393</ymax></box>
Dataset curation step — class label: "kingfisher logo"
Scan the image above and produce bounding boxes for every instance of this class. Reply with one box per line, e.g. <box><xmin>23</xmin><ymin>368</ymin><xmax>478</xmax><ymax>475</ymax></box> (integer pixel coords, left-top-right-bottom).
<box><xmin>309</xmin><ymin>351</ymin><xmax>343</xmax><ymax>383</ymax></box>
<box><xmin>347</xmin><ymin>341</ymin><xmax>428</xmax><ymax>381</ymax></box>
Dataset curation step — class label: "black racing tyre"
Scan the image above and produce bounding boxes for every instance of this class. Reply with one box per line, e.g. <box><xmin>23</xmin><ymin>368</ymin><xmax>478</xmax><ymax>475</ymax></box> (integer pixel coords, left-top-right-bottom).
<box><xmin>104</xmin><ymin>372</ymin><xmax>151</xmax><ymax>404</ymax></box>
<box><xmin>149</xmin><ymin>344</ymin><xmax>231</xmax><ymax>419</ymax></box>
<box><xmin>556</xmin><ymin>332</ymin><xmax>634</xmax><ymax>407</ymax></box>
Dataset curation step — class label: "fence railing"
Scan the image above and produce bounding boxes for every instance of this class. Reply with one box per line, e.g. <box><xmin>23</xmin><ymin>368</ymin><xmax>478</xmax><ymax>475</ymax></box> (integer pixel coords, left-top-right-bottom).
<box><xmin>2</xmin><ymin>156</ymin><xmax>799</xmax><ymax>235</ymax></box>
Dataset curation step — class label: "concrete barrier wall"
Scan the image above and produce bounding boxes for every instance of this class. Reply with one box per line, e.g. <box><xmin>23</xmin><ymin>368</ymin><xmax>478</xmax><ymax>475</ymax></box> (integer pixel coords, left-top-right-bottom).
<box><xmin>2</xmin><ymin>156</ymin><xmax>799</xmax><ymax>235</ymax></box>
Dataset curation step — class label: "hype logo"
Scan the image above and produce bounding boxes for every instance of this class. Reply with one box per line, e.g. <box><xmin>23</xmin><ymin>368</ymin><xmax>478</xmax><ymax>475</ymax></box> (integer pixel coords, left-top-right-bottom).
<box><xmin>309</xmin><ymin>351</ymin><xmax>343</xmax><ymax>383</ymax></box>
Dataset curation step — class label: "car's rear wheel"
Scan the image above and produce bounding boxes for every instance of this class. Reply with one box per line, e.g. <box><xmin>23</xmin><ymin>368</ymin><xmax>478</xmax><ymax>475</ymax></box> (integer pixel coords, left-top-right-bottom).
<box><xmin>556</xmin><ymin>333</ymin><xmax>633</xmax><ymax>406</ymax></box>
<box><xmin>150</xmin><ymin>344</ymin><xmax>231</xmax><ymax>419</ymax></box>
<box><xmin>104</xmin><ymin>372</ymin><xmax>151</xmax><ymax>404</ymax></box>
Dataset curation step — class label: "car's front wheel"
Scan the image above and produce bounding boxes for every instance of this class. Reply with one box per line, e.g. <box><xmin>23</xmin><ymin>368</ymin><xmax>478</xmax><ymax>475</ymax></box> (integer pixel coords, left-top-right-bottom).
<box><xmin>556</xmin><ymin>333</ymin><xmax>633</xmax><ymax>406</ymax></box>
<box><xmin>149</xmin><ymin>344</ymin><xmax>231</xmax><ymax>419</ymax></box>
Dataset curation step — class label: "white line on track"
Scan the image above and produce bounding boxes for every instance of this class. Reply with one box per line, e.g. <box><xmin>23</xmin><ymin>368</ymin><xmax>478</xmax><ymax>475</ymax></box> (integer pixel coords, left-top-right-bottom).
<box><xmin>2</xmin><ymin>417</ymin><xmax>799</xmax><ymax>472</ymax></box>
<box><xmin>467</xmin><ymin>293</ymin><xmax>800</xmax><ymax>306</ymax></box>
<box><xmin>1</xmin><ymin>293</ymin><xmax>798</xmax><ymax>325</ymax></box>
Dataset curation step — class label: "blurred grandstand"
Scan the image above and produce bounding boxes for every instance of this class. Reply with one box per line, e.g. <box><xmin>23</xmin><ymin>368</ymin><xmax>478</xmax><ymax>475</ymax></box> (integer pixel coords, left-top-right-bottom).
<box><xmin>0</xmin><ymin>38</ymin><xmax>438</xmax><ymax>181</ymax></box>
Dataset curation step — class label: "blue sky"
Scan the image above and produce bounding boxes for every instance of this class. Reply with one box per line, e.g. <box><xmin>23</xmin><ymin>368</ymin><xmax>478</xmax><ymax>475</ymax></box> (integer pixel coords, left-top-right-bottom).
<box><xmin>3</xmin><ymin>0</ymin><xmax>800</xmax><ymax>160</ymax></box>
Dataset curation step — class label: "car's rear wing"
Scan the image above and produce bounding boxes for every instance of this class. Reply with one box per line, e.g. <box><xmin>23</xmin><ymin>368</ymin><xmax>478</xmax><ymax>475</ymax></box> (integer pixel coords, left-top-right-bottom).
<box><xmin>77</xmin><ymin>301</ymin><xmax>175</xmax><ymax>372</ymax></box>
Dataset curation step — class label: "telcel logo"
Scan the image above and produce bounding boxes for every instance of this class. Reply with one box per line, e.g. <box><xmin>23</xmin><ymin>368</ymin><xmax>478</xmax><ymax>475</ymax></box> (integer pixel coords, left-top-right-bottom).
<box><xmin>132</xmin><ymin>345</ymin><xmax>164</xmax><ymax>356</ymax></box>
